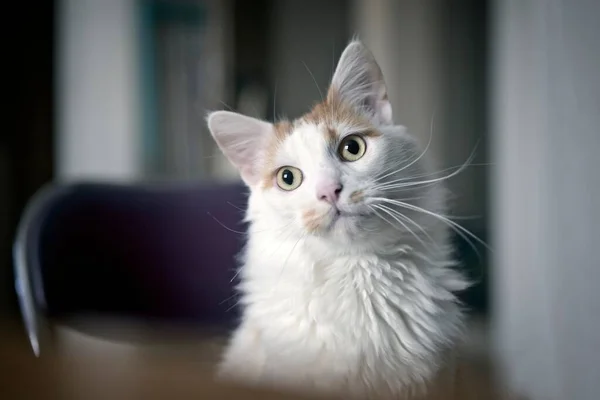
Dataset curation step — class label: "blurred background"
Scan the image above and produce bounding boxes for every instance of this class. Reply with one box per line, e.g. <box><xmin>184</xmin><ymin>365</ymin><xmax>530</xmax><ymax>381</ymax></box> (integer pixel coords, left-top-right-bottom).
<box><xmin>1</xmin><ymin>0</ymin><xmax>599</xmax><ymax>399</ymax></box>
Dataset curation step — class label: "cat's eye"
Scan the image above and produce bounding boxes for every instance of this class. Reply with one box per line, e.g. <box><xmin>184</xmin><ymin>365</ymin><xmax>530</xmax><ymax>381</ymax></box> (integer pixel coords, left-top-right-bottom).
<box><xmin>338</xmin><ymin>135</ymin><xmax>367</xmax><ymax>162</ymax></box>
<box><xmin>276</xmin><ymin>166</ymin><xmax>303</xmax><ymax>191</ymax></box>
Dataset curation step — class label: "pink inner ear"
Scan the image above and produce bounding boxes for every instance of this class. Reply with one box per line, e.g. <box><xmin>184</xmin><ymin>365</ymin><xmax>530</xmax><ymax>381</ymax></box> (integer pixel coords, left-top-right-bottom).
<box><xmin>208</xmin><ymin>110</ymin><xmax>274</xmax><ymax>187</ymax></box>
<box><xmin>208</xmin><ymin>111</ymin><xmax>273</xmax><ymax>185</ymax></box>
<box><xmin>377</xmin><ymin>100</ymin><xmax>393</xmax><ymax>125</ymax></box>
<box><xmin>239</xmin><ymin>164</ymin><xmax>259</xmax><ymax>185</ymax></box>
<box><xmin>223</xmin><ymin>146</ymin><xmax>263</xmax><ymax>186</ymax></box>
<box><xmin>221</xmin><ymin>133</ymin><xmax>269</xmax><ymax>187</ymax></box>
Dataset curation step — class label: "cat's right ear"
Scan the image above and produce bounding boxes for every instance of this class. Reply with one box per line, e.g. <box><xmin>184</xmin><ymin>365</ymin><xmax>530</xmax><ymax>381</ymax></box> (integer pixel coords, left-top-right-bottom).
<box><xmin>207</xmin><ymin>110</ymin><xmax>274</xmax><ymax>186</ymax></box>
<box><xmin>328</xmin><ymin>40</ymin><xmax>393</xmax><ymax>126</ymax></box>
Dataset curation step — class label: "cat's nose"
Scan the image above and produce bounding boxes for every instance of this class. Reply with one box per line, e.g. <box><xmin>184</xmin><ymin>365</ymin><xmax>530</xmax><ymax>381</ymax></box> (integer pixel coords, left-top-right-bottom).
<box><xmin>316</xmin><ymin>181</ymin><xmax>343</xmax><ymax>204</ymax></box>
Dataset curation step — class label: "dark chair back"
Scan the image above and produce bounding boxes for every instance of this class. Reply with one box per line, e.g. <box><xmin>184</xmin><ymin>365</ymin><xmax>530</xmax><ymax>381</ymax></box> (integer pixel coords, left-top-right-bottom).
<box><xmin>14</xmin><ymin>181</ymin><xmax>248</xmax><ymax>355</ymax></box>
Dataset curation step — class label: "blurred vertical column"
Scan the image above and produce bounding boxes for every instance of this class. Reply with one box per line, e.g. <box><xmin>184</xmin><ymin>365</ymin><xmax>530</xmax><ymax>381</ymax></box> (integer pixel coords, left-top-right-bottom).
<box><xmin>56</xmin><ymin>0</ymin><xmax>142</xmax><ymax>181</ymax></box>
<box><xmin>491</xmin><ymin>0</ymin><xmax>600</xmax><ymax>399</ymax></box>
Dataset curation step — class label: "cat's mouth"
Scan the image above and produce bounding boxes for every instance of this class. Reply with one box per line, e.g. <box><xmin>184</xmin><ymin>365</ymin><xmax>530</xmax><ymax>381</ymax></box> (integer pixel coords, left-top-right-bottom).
<box><xmin>313</xmin><ymin>206</ymin><xmax>372</xmax><ymax>233</ymax></box>
<box><xmin>331</xmin><ymin>208</ymin><xmax>370</xmax><ymax>220</ymax></box>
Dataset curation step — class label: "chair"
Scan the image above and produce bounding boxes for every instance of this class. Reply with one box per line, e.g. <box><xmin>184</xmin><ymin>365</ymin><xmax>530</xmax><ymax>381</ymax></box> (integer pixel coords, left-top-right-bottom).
<box><xmin>13</xmin><ymin>180</ymin><xmax>248</xmax><ymax>356</ymax></box>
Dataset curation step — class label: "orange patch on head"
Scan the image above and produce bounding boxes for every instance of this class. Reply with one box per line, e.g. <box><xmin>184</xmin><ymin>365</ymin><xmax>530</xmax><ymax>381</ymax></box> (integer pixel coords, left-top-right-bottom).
<box><xmin>349</xmin><ymin>190</ymin><xmax>364</xmax><ymax>203</ymax></box>
<box><xmin>261</xmin><ymin>120</ymin><xmax>293</xmax><ymax>189</ymax></box>
<box><xmin>303</xmin><ymin>89</ymin><xmax>381</xmax><ymax>141</ymax></box>
<box><xmin>301</xmin><ymin>209</ymin><xmax>323</xmax><ymax>233</ymax></box>
<box><xmin>326</xmin><ymin>126</ymin><xmax>337</xmax><ymax>141</ymax></box>
<box><xmin>274</xmin><ymin>120</ymin><xmax>292</xmax><ymax>141</ymax></box>
<box><xmin>362</xmin><ymin>129</ymin><xmax>382</xmax><ymax>138</ymax></box>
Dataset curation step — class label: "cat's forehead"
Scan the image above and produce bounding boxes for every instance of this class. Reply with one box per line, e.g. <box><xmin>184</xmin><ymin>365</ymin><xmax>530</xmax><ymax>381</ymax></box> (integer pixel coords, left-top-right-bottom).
<box><xmin>276</xmin><ymin>122</ymin><xmax>334</xmax><ymax>165</ymax></box>
<box><xmin>301</xmin><ymin>98</ymin><xmax>373</xmax><ymax>135</ymax></box>
<box><xmin>260</xmin><ymin>99</ymin><xmax>379</xmax><ymax>188</ymax></box>
<box><xmin>282</xmin><ymin>99</ymin><xmax>377</xmax><ymax>151</ymax></box>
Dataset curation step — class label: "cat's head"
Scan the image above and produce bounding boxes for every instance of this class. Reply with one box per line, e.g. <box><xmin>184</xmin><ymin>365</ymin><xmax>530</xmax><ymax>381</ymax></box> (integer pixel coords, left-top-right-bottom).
<box><xmin>207</xmin><ymin>41</ymin><xmax>441</xmax><ymax>247</ymax></box>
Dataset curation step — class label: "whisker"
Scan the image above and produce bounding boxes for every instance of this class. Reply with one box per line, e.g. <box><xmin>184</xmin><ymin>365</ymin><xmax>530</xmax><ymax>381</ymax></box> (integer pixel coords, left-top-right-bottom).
<box><xmin>219</xmin><ymin>100</ymin><xmax>235</xmax><ymax>112</ymax></box>
<box><xmin>225</xmin><ymin>300</ymin><xmax>240</xmax><ymax>313</ymax></box>
<box><xmin>376</xmin><ymin>203</ymin><xmax>438</xmax><ymax>247</ymax></box>
<box><xmin>273</xmin><ymin>78</ymin><xmax>278</xmax><ymax>119</ymax></box>
<box><xmin>272</xmin><ymin>234</ymin><xmax>305</xmax><ymax>294</ymax></box>
<box><xmin>207</xmin><ymin>212</ymin><xmax>246</xmax><ymax>234</ymax></box>
<box><xmin>223</xmin><ymin>224</ymin><xmax>297</xmax><ymax>311</ymax></box>
<box><xmin>377</xmin><ymin>162</ymin><xmax>491</xmax><ymax>188</ymax></box>
<box><xmin>263</xmin><ymin>225</ymin><xmax>295</xmax><ymax>262</ymax></box>
<box><xmin>227</xmin><ymin>201</ymin><xmax>245</xmax><ymax>212</ymax></box>
<box><xmin>369</xmin><ymin>197</ymin><xmax>480</xmax><ymax>221</ymax></box>
<box><xmin>372</xmin><ymin>204</ymin><xmax>430</xmax><ymax>250</ymax></box>
<box><xmin>331</xmin><ymin>41</ymin><xmax>335</xmax><ymax>80</ymax></box>
<box><xmin>376</xmin><ymin>140</ymin><xmax>481</xmax><ymax>191</ymax></box>
<box><xmin>219</xmin><ymin>293</ymin><xmax>239</xmax><ymax>305</ymax></box>
<box><xmin>443</xmin><ymin>214</ymin><xmax>482</xmax><ymax>221</ymax></box>
<box><xmin>230</xmin><ymin>267</ymin><xmax>242</xmax><ymax>283</ymax></box>
<box><xmin>373</xmin><ymin>156</ymin><xmax>412</xmax><ymax>182</ymax></box>
<box><xmin>208</xmin><ymin>211</ymin><xmax>292</xmax><ymax>236</ymax></box>
<box><xmin>369</xmin><ymin>205</ymin><xmax>396</xmax><ymax>231</ymax></box>
<box><xmin>302</xmin><ymin>61</ymin><xmax>324</xmax><ymax>101</ymax></box>
<box><xmin>374</xmin><ymin>110</ymin><xmax>437</xmax><ymax>183</ymax></box>
<box><xmin>373</xmin><ymin>197</ymin><xmax>491</xmax><ymax>256</ymax></box>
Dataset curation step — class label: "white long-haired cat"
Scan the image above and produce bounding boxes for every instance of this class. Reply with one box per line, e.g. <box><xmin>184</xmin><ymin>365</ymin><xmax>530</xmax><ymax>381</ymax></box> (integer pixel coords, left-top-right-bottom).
<box><xmin>206</xmin><ymin>40</ymin><xmax>469</xmax><ymax>399</ymax></box>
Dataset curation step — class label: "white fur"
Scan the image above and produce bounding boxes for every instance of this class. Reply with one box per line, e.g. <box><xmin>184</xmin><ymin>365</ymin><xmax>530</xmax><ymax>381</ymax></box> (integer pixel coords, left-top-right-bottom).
<box><xmin>208</xmin><ymin>41</ymin><xmax>468</xmax><ymax>398</ymax></box>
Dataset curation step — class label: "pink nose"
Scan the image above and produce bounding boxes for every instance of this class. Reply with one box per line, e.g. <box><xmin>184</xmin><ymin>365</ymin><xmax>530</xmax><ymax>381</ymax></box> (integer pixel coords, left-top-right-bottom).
<box><xmin>316</xmin><ymin>181</ymin><xmax>343</xmax><ymax>204</ymax></box>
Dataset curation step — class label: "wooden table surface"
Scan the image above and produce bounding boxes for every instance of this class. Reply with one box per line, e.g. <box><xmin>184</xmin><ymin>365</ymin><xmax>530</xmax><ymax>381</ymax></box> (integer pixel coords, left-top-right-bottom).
<box><xmin>0</xmin><ymin>319</ymin><xmax>324</xmax><ymax>400</ymax></box>
<box><xmin>0</xmin><ymin>318</ymin><xmax>510</xmax><ymax>400</ymax></box>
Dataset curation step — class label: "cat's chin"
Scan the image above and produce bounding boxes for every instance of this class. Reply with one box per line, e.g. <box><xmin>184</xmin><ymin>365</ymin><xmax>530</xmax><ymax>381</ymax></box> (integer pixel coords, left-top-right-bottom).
<box><xmin>318</xmin><ymin>209</ymin><xmax>376</xmax><ymax>242</ymax></box>
<box><xmin>331</xmin><ymin>211</ymin><xmax>368</xmax><ymax>227</ymax></box>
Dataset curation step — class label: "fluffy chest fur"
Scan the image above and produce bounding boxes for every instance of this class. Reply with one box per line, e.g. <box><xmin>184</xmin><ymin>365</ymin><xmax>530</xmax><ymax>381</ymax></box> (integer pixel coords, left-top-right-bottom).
<box><xmin>218</xmin><ymin>227</ymin><xmax>466</xmax><ymax>397</ymax></box>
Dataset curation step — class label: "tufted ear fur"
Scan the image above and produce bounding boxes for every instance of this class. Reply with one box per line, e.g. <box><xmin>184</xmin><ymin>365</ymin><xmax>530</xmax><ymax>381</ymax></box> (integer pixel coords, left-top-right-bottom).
<box><xmin>207</xmin><ymin>110</ymin><xmax>274</xmax><ymax>186</ymax></box>
<box><xmin>328</xmin><ymin>40</ymin><xmax>393</xmax><ymax>125</ymax></box>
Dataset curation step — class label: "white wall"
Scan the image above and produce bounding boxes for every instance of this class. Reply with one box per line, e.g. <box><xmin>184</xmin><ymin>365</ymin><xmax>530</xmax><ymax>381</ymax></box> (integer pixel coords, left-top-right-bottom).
<box><xmin>491</xmin><ymin>0</ymin><xmax>600</xmax><ymax>399</ymax></box>
<box><xmin>56</xmin><ymin>0</ymin><xmax>141</xmax><ymax>181</ymax></box>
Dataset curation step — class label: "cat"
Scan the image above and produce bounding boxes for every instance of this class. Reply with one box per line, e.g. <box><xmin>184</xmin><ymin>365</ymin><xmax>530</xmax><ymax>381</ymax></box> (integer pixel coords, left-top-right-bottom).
<box><xmin>206</xmin><ymin>40</ymin><xmax>469</xmax><ymax>399</ymax></box>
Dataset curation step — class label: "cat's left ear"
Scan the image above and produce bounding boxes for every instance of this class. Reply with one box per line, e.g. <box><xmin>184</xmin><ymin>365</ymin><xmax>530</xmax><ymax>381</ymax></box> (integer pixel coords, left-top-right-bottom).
<box><xmin>207</xmin><ymin>110</ymin><xmax>274</xmax><ymax>187</ymax></box>
<box><xmin>328</xmin><ymin>40</ymin><xmax>393</xmax><ymax>125</ymax></box>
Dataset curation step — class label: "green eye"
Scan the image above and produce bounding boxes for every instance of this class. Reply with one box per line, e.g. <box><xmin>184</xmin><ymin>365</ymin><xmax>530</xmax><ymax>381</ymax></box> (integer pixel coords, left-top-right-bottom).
<box><xmin>339</xmin><ymin>135</ymin><xmax>367</xmax><ymax>162</ymax></box>
<box><xmin>276</xmin><ymin>166</ymin><xmax>303</xmax><ymax>191</ymax></box>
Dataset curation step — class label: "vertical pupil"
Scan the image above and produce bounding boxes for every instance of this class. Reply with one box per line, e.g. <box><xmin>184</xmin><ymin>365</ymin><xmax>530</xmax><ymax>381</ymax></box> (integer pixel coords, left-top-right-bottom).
<box><xmin>345</xmin><ymin>139</ymin><xmax>360</xmax><ymax>155</ymax></box>
<box><xmin>282</xmin><ymin>170</ymin><xmax>294</xmax><ymax>185</ymax></box>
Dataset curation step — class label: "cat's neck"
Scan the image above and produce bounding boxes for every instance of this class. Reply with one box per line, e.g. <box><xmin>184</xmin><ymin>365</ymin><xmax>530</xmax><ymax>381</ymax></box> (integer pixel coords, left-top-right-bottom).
<box><xmin>247</xmin><ymin>217</ymin><xmax>450</xmax><ymax>266</ymax></box>
<box><xmin>242</xmin><ymin>219</ymin><xmax>457</xmax><ymax>289</ymax></box>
